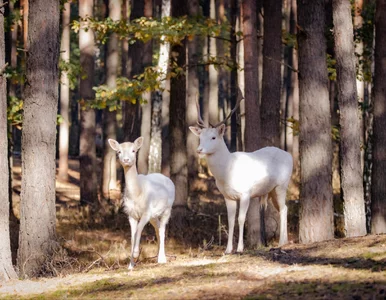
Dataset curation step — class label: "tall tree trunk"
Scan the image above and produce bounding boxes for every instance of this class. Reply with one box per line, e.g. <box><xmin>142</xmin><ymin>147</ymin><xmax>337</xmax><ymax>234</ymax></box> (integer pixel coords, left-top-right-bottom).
<box><xmin>101</xmin><ymin>0</ymin><xmax>120</xmax><ymax>199</ymax></box>
<box><xmin>332</xmin><ymin>0</ymin><xmax>367</xmax><ymax>237</ymax></box>
<box><xmin>260</xmin><ymin>0</ymin><xmax>282</xmax><ymax>244</ymax></box>
<box><xmin>137</xmin><ymin>0</ymin><xmax>153</xmax><ymax>175</ymax></box>
<box><xmin>0</xmin><ymin>0</ymin><xmax>17</xmax><ymax>281</ymax></box>
<box><xmin>289</xmin><ymin>0</ymin><xmax>300</xmax><ymax>177</ymax></box>
<box><xmin>230</xmin><ymin>0</ymin><xmax>239</xmax><ymax>152</ymax></box>
<box><xmin>242</xmin><ymin>0</ymin><xmax>263</xmax><ymax>247</ymax></box>
<box><xmin>297</xmin><ymin>0</ymin><xmax>334</xmax><ymax>243</ymax></box>
<box><xmin>371</xmin><ymin>0</ymin><xmax>386</xmax><ymax>234</ymax></box>
<box><xmin>261</xmin><ymin>0</ymin><xmax>282</xmax><ymax>148</ymax></box>
<box><xmin>17</xmin><ymin>0</ymin><xmax>60</xmax><ymax>277</ymax></box>
<box><xmin>79</xmin><ymin>0</ymin><xmax>98</xmax><ymax>210</ymax></box>
<box><xmin>169</xmin><ymin>0</ymin><xmax>188</xmax><ymax>233</ymax></box>
<box><xmin>122</xmin><ymin>0</ymin><xmax>143</xmax><ymax>143</ymax></box>
<box><xmin>58</xmin><ymin>0</ymin><xmax>71</xmax><ymax>182</ymax></box>
<box><xmin>186</xmin><ymin>0</ymin><xmax>200</xmax><ymax>182</ymax></box>
<box><xmin>150</xmin><ymin>0</ymin><xmax>171</xmax><ymax>174</ymax></box>
<box><xmin>208</xmin><ymin>0</ymin><xmax>219</xmax><ymax>125</ymax></box>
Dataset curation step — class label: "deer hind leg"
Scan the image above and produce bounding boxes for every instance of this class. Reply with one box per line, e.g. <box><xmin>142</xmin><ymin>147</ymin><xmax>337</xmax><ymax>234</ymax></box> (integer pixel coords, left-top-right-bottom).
<box><xmin>225</xmin><ymin>198</ymin><xmax>237</xmax><ymax>254</ymax></box>
<box><xmin>156</xmin><ymin>209</ymin><xmax>171</xmax><ymax>264</ymax></box>
<box><xmin>271</xmin><ymin>186</ymin><xmax>288</xmax><ymax>246</ymax></box>
<box><xmin>237</xmin><ymin>194</ymin><xmax>251</xmax><ymax>253</ymax></box>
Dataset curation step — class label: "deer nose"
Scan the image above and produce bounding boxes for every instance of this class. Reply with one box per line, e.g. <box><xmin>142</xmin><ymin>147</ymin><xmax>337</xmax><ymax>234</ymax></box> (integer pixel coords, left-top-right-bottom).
<box><xmin>197</xmin><ymin>147</ymin><xmax>203</xmax><ymax>154</ymax></box>
<box><xmin>122</xmin><ymin>158</ymin><xmax>130</xmax><ymax>164</ymax></box>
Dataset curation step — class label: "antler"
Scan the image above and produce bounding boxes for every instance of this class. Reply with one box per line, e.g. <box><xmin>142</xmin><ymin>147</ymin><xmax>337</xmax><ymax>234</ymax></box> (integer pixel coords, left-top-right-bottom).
<box><xmin>212</xmin><ymin>87</ymin><xmax>244</xmax><ymax>128</ymax></box>
<box><xmin>195</xmin><ymin>93</ymin><xmax>206</xmax><ymax>128</ymax></box>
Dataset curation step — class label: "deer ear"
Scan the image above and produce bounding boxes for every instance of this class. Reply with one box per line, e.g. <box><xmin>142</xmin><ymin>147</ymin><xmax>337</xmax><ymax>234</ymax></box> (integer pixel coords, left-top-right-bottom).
<box><xmin>108</xmin><ymin>139</ymin><xmax>120</xmax><ymax>151</ymax></box>
<box><xmin>134</xmin><ymin>137</ymin><xmax>144</xmax><ymax>150</ymax></box>
<box><xmin>189</xmin><ymin>126</ymin><xmax>202</xmax><ymax>137</ymax></box>
<box><xmin>217</xmin><ymin>124</ymin><xmax>226</xmax><ymax>136</ymax></box>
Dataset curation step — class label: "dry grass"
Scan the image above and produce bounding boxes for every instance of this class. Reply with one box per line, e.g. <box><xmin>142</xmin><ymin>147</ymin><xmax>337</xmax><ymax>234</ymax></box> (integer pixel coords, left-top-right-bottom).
<box><xmin>2</xmin><ymin>157</ymin><xmax>385</xmax><ymax>299</ymax></box>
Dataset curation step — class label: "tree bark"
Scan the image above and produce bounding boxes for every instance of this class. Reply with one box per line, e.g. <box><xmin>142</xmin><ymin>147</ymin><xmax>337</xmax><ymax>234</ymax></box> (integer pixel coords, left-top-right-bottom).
<box><xmin>79</xmin><ymin>0</ymin><xmax>98</xmax><ymax>210</ymax></box>
<box><xmin>122</xmin><ymin>0</ymin><xmax>143</xmax><ymax>143</ymax></box>
<box><xmin>186</xmin><ymin>0</ymin><xmax>200</xmax><ymax>181</ymax></box>
<box><xmin>149</xmin><ymin>0</ymin><xmax>171</xmax><ymax>174</ymax></box>
<box><xmin>332</xmin><ymin>0</ymin><xmax>367</xmax><ymax>237</ymax></box>
<box><xmin>242</xmin><ymin>0</ymin><xmax>263</xmax><ymax>247</ymax></box>
<box><xmin>371</xmin><ymin>0</ymin><xmax>386</xmax><ymax>234</ymax></box>
<box><xmin>101</xmin><ymin>0</ymin><xmax>120</xmax><ymax>199</ymax></box>
<box><xmin>17</xmin><ymin>0</ymin><xmax>60</xmax><ymax>277</ymax></box>
<box><xmin>169</xmin><ymin>0</ymin><xmax>188</xmax><ymax>233</ymax></box>
<box><xmin>0</xmin><ymin>0</ymin><xmax>17</xmax><ymax>281</ymax></box>
<box><xmin>58</xmin><ymin>0</ymin><xmax>71</xmax><ymax>182</ymax></box>
<box><xmin>297</xmin><ymin>0</ymin><xmax>334</xmax><ymax>243</ymax></box>
<box><xmin>137</xmin><ymin>0</ymin><xmax>153</xmax><ymax>175</ymax></box>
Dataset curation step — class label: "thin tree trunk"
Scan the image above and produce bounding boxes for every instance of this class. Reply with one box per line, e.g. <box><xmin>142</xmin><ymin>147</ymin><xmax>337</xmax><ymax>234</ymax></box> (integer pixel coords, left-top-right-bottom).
<box><xmin>122</xmin><ymin>0</ymin><xmax>143</xmax><ymax>143</ymax></box>
<box><xmin>150</xmin><ymin>0</ymin><xmax>171</xmax><ymax>174</ymax></box>
<box><xmin>371</xmin><ymin>0</ymin><xmax>386</xmax><ymax>234</ymax></box>
<box><xmin>208</xmin><ymin>0</ymin><xmax>219</xmax><ymax>125</ymax></box>
<box><xmin>186</xmin><ymin>0</ymin><xmax>200</xmax><ymax>182</ymax></box>
<box><xmin>79</xmin><ymin>0</ymin><xmax>98</xmax><ymax>210</ymax></box>
<box><xmin>138</xmin><ymin>0</ymin><xmax>153</xmax><ymax>175</ymax></box>
<box><xmin>0</xmin><ymin>0</ymin><xmax>17</xmax><ymax>281</ymax></box>
<box><xmin>297</xmin><ymin>0</ymin><xmax>334</xmax><ymax>243</ymax></box>
<box><xmin>58</xmin><ymin>0</ymin><xmax>71</xmax><ymax>182</ymax></box>
<box><xmin>332</xmin><ymin>0</ymin><xmax>367</xmax><ymax>237</ymax></box>
<box><xmin>17</xmin><ymin>0</ymin><xmax>60</xmax><ymax>277</ymax></box>
<box><xmin>230</xmin><ymin>0</ymin><xmax>238</xmax><ymax>152</ymax></box>
<box><xmin>101</xmin><ymin>0</ymin><xmax>120</xmax><ymax>199</ymax></box>
<box><xmin>242</xmin><ymin>0</ymin><xmax>263</xmax><ymax>247</ymax></box>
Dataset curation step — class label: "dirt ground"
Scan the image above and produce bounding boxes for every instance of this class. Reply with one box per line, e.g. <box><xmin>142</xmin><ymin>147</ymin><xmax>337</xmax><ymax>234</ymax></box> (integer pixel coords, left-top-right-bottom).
<box><xmin>1</xmin><ymin>157</ymin><xmax>385</xmax><ymax>299</ymax></box>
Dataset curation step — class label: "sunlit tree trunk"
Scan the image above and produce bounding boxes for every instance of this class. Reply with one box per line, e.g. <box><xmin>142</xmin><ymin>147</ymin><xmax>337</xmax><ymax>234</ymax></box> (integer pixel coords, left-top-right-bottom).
<box><xmin>242</xmin><ymin>0</ymin><xmax>264</xmax><ymax>247</ymax></box>
<box><xmin>17</xmin><ymin>0</ymin><xmax>60</xmax><ymax>277</ymax></box>
<box><xmin>332</xmin><ymin>0</ymin><xmax>367</xmax><ymax>237</ymax></box>
<box><xmin>297</xmin><ymin>0</ymin><xmax>334</xmax><ymax>243</ymax></box>
<box><xmin>371</xmin><ymin>0</ymin><xmax>386</xmax><ymax>234</ymax></box>
<box><xmin>150</xmin><ymin>0</ymin><xmax>171</xmax><ymax>174</ymax></box>
<box><xmin>58</xmin><ymin>1</ymin><xmax>71</xmax><ymax>182</ymax></box>
<box><xmin>79</xmin><ymin>0</ymin><xmax>98</xmax><ymax>210</ymax></box>
<box><xmin>0</xmin><ymin>0</ymin><xmax>17</xmax><ymax>281</ymax></box>
<box><xmin>101</xmin><ymin>0</ymin><xmax>120</xmax><ymax>199</ymax></box>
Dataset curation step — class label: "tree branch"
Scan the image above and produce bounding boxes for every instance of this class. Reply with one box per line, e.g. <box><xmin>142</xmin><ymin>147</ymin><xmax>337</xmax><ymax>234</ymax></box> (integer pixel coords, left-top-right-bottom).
<box><xmin>0</xmin><ymin>2</ymin><xmax>8</xmax><ymax>10</ymax></box>
<box><xmin>264</xmin><ymin>56</ymin><xmax>299</xmax><ymax>73</ymax></box>
<box><xmin>0</xmin><ymin>63</ymin><xmax>9</xmax><ymax>76</ymax></box>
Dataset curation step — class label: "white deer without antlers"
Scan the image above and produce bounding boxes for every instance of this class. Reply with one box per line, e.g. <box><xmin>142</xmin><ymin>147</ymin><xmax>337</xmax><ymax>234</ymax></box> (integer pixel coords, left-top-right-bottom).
<box><xmin>189</xmin><ymin>90</ymin><xmax>293</xmax><ymax>252</ymax></box>
<box><xmin>108</xmin><ymin>137</ymin><xmax>175</xmax><ymax>269</ymax></box>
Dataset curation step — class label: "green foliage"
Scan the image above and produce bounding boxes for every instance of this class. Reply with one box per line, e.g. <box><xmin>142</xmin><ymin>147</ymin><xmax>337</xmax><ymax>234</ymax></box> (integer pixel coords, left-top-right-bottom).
<box><xmin>91</xmin><ymin>66</ymin><xmax>163</xmax><ymax>111</ymax></box>
<box><xmin>72</xmin><ymin>16</ymin><xmax>229</xmax><ymax>45</ymax></box>
<box><xmin>327</xmin><ymin>53</ymin><xmax>337</xmax><ymax>81</ymax></box>
<box><xmin>59</xmin><ymin>58</ymin><xmax>82</xmax><ymax>90</ymax></box>
<box><xmin>7</xmin><ymin>96</ymin><xmax>23</xmax><ymax>129</ymax></box>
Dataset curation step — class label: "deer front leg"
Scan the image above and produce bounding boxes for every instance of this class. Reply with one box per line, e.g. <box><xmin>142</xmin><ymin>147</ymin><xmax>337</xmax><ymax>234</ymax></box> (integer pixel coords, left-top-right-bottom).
<box><xmin>132</xmin><ymin>214</ymin><xmax>151</xmax><ymax>260</ymax></box>
<box><xmin>128</xmin><ymin>217</ymin><xmax>138</xmax><ymax>269</ymax></box>
<box><xmin>237</xmin><ymin>194</ymin><xmax>251</xmax><ymax>253</ymax></box>
<box><xmin>225</xmin><ymin>198</ymin><xmax>237</xmax><ymax>254</ymax></box>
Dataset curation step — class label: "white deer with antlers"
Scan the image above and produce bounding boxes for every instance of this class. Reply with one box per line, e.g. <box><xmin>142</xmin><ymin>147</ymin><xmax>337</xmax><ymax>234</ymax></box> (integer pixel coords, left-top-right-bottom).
<box><xmin>189</xmin><ymin>90</ymin><xmax>293</xmax><ymax>253</ymax></box>
<box><xmin>108</xmin><ymin>137</ymin><xmax>175</xmax><ymax>269</ymax></box>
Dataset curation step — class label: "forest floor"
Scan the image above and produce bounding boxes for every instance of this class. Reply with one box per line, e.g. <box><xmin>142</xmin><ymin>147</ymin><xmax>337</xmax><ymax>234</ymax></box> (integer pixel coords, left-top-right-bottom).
<box><xmin>1</xmin><ymin>157</ymin><xmax>385</xmax><ymax>299</ymax></box>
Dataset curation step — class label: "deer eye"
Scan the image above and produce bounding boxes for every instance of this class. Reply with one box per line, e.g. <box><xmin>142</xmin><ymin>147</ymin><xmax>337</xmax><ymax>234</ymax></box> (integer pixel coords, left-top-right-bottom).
<box><xmin>117</xmin><ymin>150</ymin><xmax>121</xmax><ymax>155</ymax></box>
<box><xmin>132</xmin><ymin>149</ymin><xmax>136</xmax><ymax>153</ymax></box>
<box><xmin>211</xmin><ymin>137</ymin><xmax>216</xmax><ymax>140</ymax></box>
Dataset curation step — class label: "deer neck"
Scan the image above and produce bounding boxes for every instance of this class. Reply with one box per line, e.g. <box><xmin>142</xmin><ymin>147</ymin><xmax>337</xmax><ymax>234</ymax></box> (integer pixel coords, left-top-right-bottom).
<box><xmin>123</xmin><ymin>165</ymin><xmax>141</xmax><ymax>198</ymax></box>
<box><xmin>206</xmin><ymin>141</ymin><xmax>231</xmax><ymax>179</ymax></box>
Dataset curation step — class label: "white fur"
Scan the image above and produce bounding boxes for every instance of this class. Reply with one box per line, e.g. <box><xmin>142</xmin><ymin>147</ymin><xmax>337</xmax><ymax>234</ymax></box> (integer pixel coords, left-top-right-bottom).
<box><xmin>189</xmin><ymin>125</ymin><xmax>293</xmax><ymax>252</ymax></box>
<box><xmin>109</xmin><ymin>137</ymin><xmax>175</xmax><ymax>269</ymax></box>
